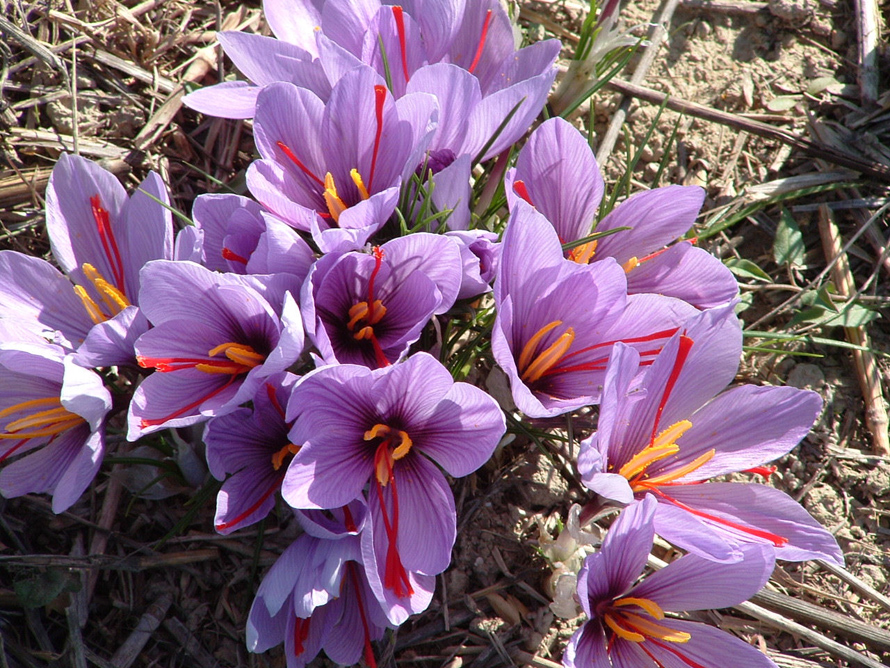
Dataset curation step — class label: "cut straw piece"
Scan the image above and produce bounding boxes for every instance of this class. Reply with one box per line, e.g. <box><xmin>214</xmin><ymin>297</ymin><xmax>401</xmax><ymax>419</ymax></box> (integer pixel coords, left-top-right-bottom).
<box><xmin>818</xmin><ymin>205</ymin><xmax>889</xmax><ymax>455</ymax></box>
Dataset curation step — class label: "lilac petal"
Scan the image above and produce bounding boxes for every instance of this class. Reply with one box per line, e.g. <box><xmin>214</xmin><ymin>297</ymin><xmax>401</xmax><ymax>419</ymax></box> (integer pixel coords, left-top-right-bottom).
<box><xmin>127</xmin><ymin>369</ymin><xmax>240</xmax><ymax>439</ymax></box>
<box><xmin>218</xmin><ymin>31</ymin><xmax>316</xmax><ymax>86</ymax></box>
<box><xmin>376</xmin><ymin>455</ymin><xmax>456</xmax><ymax>575</ymax></box>
<box><xmin>73</xmin><ymin>306</ymin><xmax>148</xmax><ymax>368</ymax></box>
<box><xmin>311</xmin><ymin>186</ymin><xmax>399</xmax><ymax>254</ymax></box>
<box><xmin>192</xmin><ymin>194</ymin><xmax>265</xmax><ymax>272</ymax></box>
<box><xmin>508</xmin><ymin>117</ymin><xmax>603</xmax><ymax>243</ymax></box>
<box><xmin>321</xmin><ymin>0</ymin><xmax>380</xmax><ymax>56</ymax></box>
<box><xmin>487</xmin><ymin>39</ymin><xmax>561</xmax><ymax>95</ymax></box>
<box><xmin>253</xmin><ymin>83</ymin><xmax>327</xmax><ymax>210</ymax></box>
<box><xmin>632</xmin><ymin>543</ymin><xmax>774</xmax><ymax>611</ymax></box>
<box><xmin>0</xmin><ymin>251</ymin><xmax>92</xmax><ymax>348</ymax></box>
<box><xmin>296</xmin><ymin>498</ymin><xmax>367</xmax><ymax>539</ymax></box>
<box><xmin>322</xmin><ymin>563</ymin><xmax>391</xmax><ymax>663</ymax></box>
<box><xmin>360</xmin><ymin>503</ymin><xmax>436</xmax><ymax>625</ymax></box>
<box><xmin>122</xmin><ymin>171</ymin><xmax>173</xmax><ymax>298</ymax></box>
<box><xmin>183</xmin><ymin>81</ymin><xmax>261</xmax><ymax>119</ymax></box>
<box><xmin>246</xmin><ymin>160</ymin><xmax>323</xmax><ymax>231</ymax></box>
<box><xmin>562</xmin><ymin>623</ymin><xmax>610</xmax><ymax>668</ymax></box>
<box><xmin>246</xmin><ymin>592</ymin><xmax>289</xmax><ymax>653</ymax></box>
<box><xmin>495</xmin><ymin>201</ymin><xmax>565</xmax><ymax>301</ymax></box>
<box><xmin>662</xmin><ymin>482</ymin><xmax>844</xmax><ymax>564</ymax></box>
<box><xmin>381</xmin><ymin>233</ymin><xmax>463</xmax><ymax>314</ymax></box>
<box><xmin>247</xmin><ymin>215</ymin><xmax>316</xmax><ymax>280</ymax></box>
<box><xmin>583</xmin><ymin>497</ymin><xmax>657</xmax><ymax>603</ymax></box>
<box><xmin>45</xmin><ymin>153</ymin><xmax>129</xmax><ymax>283</ymax></box>
<box><xmin>263</xmin><ymin>0</ymin><xmax>321</xmax><ymax>52</ymax></box>
<box><xmin>174</xmin><ymin>226</ymin><xmax>203</xmax><ymax>263</ymax></box>
<box><xmin>400</xmin><ymin>0</ymin><xmax>464</xmax><ymax>62</ymax></box>
<box><xmin>635</xmin><ymin>619</ymin><xmax>779</xmax><ymax>668</ymax></box>
<box><xmin>394</xmin><ymin>91</ymin><xmax>439</xmax><ymax>183</ymax></box>
<box><xmin>0</xmin><ymin>424</ymin><xmax>93</xmax><ymax>509</ymax></box>
<box><xmin>464</xmin><ymin>72</ymin><xmax>554</xmax><ymax>162</ymax></box>
<box><xmin>361</xmin><ymin>7</ymin><xmax>426</xmax><ymax>98</ymax></box>
<box><xmin>407</xmin><ymin>63</ymin><xmax>481</xmax><ymax>152</ymax></box>
<box><xmin>585</xmin><ymin>472</ymin><xmax>634</xmax><ymax>505</ymax></box>
<box><xmin>652</xmin><ymin>500</ymin><xmax>741</xmax><ymax>562</ymax></box>
<box><xmin>49</xmin><ymin>427</ymin><xmax>104</xmax><ymax>513</ymax></box>
<box><xmin>595</xmin><ymin>186</ymin><xmax>706</xmax><ymax>264</ymax></box>
<box><xmin>676</xmin><ymin>385</ymin><xmax>822</xmax><ymax>481</ymax></box>
<box><xmin>61</xmin><ymin>355</ymin><xmax>112</xmax><ymax>428</ymax></box>
<box><xmin>449</xmin><ymin>0</ymin><xmax>514</xmax><ymax>92</ymax></box>
<box><xmin>213</xmin><ymin>465</ymin><xmax>282</xmax><ymax>535</ymax></box>
<box><xmin>372</xmin><ymin>352</ymin><xmax>456</xmax><ymax>424</ymax></box>
<box><xmin>315</xmin><ymin>30</ymin><xmax>367</xmax><ymax>85</ymax></box>
<box><xmin>413</xmin><ymin>381</ymin><xmax>505</xmax><ymax>477</ymax></box>
<box><xmin>626</xmin><ymin>242</ymin><xmax>739</xmax><ymax>308</ymax></box>
<box><xmin>431</xmin><ymin>155</ymin><xmax>472</xmax><ymax>232</ymax></box>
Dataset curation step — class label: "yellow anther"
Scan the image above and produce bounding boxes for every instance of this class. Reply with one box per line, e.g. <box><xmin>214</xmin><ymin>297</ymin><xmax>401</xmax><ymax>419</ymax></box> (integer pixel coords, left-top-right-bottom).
<box><xmin>569</xmin><ymin>239</ymin><xmax>597</xmax><ymax>264</ymax></box>
<box><xmin>324</xmin><ymin>172</ymin><xmax>348</xmax><ymax>223</ymax></box>
<box><xmin>652</xmin><ymin>420</ymin><xmax>693</xmax><ymax>451</ymax></box>
<box><xmin>354</xmin><ymin>326</ymin><xmax>374</xmax><ymax>340</ymax></box>
<box><xmin>520</xmin><ymin>327</ymin><xmax>575</xmax><ymax>384</ymax></box>
<box><xmin>603</xmin><ymin>613</ymin><xmax>645</xmax><ymax>643</ymax></box>
<box><xmin>271</xmin><ymin>443</ymin><xmax>301</xmax><ymax>471</ymax></box>
<box><xmin>616</xmin><ymin>612</ymin><xmax>691</xmax><ymax>643</ymax></box>
<box><xmin>622</xmin><ymin>256</ymin><xmax>640</xmax><ymax>273</ymax></box>
<box><xmin>73</xmin><ymin>285</ymin><xmax>107</xmax><ymax>326</ymax></box>
<box><xmin>364</xmin><ymin>424</ymin><xmax>391</xmax><ymax>441</ymax></box>
<box><xmin>81</xmin><ymin>263</ymin><xmax>130</xmax><ymax>318</ymax></box>
<box><xmin>518</xmin><ymin>320</ymin><xmax>563</xmax><ymax>373</ymax></box>
<box><xmin>351</xmin><ymin>168</ymin><xmax>370</xmax><ymax>200</ymax></box>
<box><xmin>0</xmin><ymin>397</ymin><xmax>58</xmax><ymax>420</ymax></box>
<box><xmin>618</xmin><ymin>444</ymin><xmax>679</xmax><ymax>480</ymax></box>
<box><xmin>391</xmin><ymin>430</ymin><xmax>413</xmax><ymax>459</ymax></box>
<box><xmin>207</xmin><ymin>342</ymin><xmax>265</xmax><ymax>369</ymax></box>
<box><xmin>194</xmin><ymin>362</ymin><xmax>249</xmax><ymax>375</ymax></box>
<box><xmin>637</xmin><ymin>449</ymin><xmax>716</xmax><ymax>489</ymax></box>
<box><xmin>613</xmin><ymin>597</ymin><xmax>665</xmax><ymax>620</ymax></box>
<box><xmin>0</xmin><ymin>397</ymin><xmax>84</xmax><ymax>440</ymax></box>
<box><xmin>366</xmin><ymin>424</ymin><xmax>413</xmax><ymax>485</ymax></box>
<box><xmin>348</xmin><ymin>302</ymin><xmax>370</xmax><ymax>330</ymax></box>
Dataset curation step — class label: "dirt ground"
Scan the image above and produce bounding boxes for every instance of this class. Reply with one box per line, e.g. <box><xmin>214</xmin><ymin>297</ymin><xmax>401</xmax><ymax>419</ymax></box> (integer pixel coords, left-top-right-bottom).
<box><xmin>1</xmin><ymin>0</ymin><xmax>889</xmax><ymax>666</ymax></box>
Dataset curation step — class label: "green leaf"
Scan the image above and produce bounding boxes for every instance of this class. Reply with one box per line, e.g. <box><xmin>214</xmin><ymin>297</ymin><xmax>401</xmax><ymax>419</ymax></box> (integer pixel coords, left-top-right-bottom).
<box><xmin>724</xmin><ymin>258</ymin><xmax>771</xmax><ymax>282</ymax></box>
<box><xmin>14</xmin><ymin>569</ymin><xmax>81</xmax><ymax>608</ymax></box>
<box><xmin>773</xmin><ymin>208</ymin><xmax>806</xmax><ymax>267</ymax></box>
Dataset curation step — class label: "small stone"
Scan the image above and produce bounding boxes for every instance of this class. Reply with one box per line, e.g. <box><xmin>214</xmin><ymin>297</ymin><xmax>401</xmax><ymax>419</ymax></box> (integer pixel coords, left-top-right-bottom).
<box><xmin>768</xmin><ymin>0</ymin><xmax>814</xmax><ymax>23</ymax></box>
<box><xmin>695</xmin><ymin>21</ymin><xmax>712</xmax><ymax>38</ymax></box>
<box><xmin>787</xmin><ymin>363</ymin><xmax>825</xmax><ymax>391</ymax></box>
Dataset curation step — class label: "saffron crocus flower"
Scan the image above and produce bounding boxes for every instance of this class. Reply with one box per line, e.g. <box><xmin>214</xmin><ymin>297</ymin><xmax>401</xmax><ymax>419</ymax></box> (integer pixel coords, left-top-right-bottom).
<box><xmin>505</xmin><ymin>118</ymin><xmax>737</xmax><ymax>309</ymax></box>
<box><xmin>248</xmin><ymin>67</ymin><xmax>437</xmax><ymax>253</ymax></box>
<box><xmin>564</xmin><ymin>495</ymin><xmax>778</xmax><ymax>668</ymax></box>
<box><xmin>0</xmin><ymin>343</ymin><xmax>111</xmax><ymax>513</ymax></box>
<box><xmin>0</xmin><ymin>154</ymin><xmax>173</xmax><ymax>366</ymax></box>
<box><xmin>247</xmin><ymin>503</ymin><xmax>394</xmax><ymax>667</ymax></box>
<box><xmin>204</xmin><ymin>372</ymin><xmax>298</xmax><ymax>534</ymax></box>
<box><xmin>191</xmin><ymin>194</ymin><xmax>315</xmax><ymax>280</ymax></box>
<box><xmin>578</xmin><ymin>305</ymin><xmax>844</xmax><ymax>565</ymax></box>
<box><xmin>493</xmin><ymin>201</ymin><xmax>696</xmax><ymax>418</ymax></box>
<box><xmin>282</xmin><ymin>353</ymin><xmax>505</xmax><ymax>620</ymax></box>
<box><xmin>128</xmin><ymin>261</ymin><xmax>303</xmax><ymax>440</ymax></box>
<box><xmin>301</xmin><ymin>236</ymin><xmax>462</xmax><ymax>368</ymax></box>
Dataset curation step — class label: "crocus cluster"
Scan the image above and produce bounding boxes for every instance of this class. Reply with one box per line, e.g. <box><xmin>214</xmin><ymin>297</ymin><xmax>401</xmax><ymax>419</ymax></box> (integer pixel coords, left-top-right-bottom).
<box><xmin>0</xmin><ymin>1</ymin><xmax>845</xmax><ymax>666</ymax></box>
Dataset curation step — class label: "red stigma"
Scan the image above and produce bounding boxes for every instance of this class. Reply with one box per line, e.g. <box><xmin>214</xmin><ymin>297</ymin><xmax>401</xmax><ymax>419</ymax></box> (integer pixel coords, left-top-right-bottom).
<box><xmin>391</xmin><ymin>6</ymin><xmax>410</xmax><ymax>84</ymax></box>
<box><xmin>368</xmin><ymin>86</ymin><xmax>387</xmax><ymax>192</ymax></box>
<box><xmin>468</xmin><ymin>9</ymin><xmax>493</xmax><ymax>74</ymax></box>
<box><xmin>215</xmin><ymin>472</ymin><xmax>285</xmax><ymax>531</ymax></box>
<box><xmin>292</xmin><ymin>616</ymin><xmax>310</xmax><ymax>656</ymax></box>
<box><xmin>342</xmin><ymin>504</ymin><xmax>358</xmax><ymax>533</ymax></box>
<box><xmin>90</xmin><ymin>195</ymin><xmax>126</xmax><ymax>293</ymax></box>
<box><xmin>0</xmin><ymin>439</ymin><xmax>30</xmax><ymax>464</ymax></box>
<box><xmin>373</xmin><ymin>444</ymin><xmax>414</xmax><ymax>599</ymax></box>
<box><xmin>649</xmin><ymin>335</ymin><xmax>694</xmax><ymax>444</ymax></box>
<box><xmin>513</xmin><ymin>180</ymin><xmax>534</xmax><ymax>206</ymax></box>
<box><xmin>265</xmin><ymin>383</ymin><xmax>287</xmax><ymax>421</ymax></box>
<box><xmin>347</xmin><ymin>562</ymin><xmax>378</xmax><ymax>668</ymax></box>
<box><xmin>539</xmin><ymin>328</ymin><xmax>679</xmax><ymax>379</ymax></box>
<box><xmin>366</xmin><ymin>247</ymin><xmax>390</xmax><ymax>369</ymax></box>
<box><xmin>221</xmin><ymin>247</ymin><xmax>249</xmax><ymax>265</ymax></box>
<box><xmin>276</xmin><ymin>140</ymin><xmax>325</xmax><ymax>187</ymax></box>
<box><xmin>743</xmin><ymin>465</ymin><xmax>777</xmax><ymax>478</ymax></box>
<box><xmin>139</xmin><ymin>375</ymin><xmax>238</xmax><ymax>427</ymax></box>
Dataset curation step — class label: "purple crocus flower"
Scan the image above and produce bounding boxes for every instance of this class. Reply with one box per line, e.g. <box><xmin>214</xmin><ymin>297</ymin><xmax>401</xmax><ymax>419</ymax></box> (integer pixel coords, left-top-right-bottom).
<box><xmin>564</xmin><ymin>495</ymin><xmax>778</xmax><ymax>668</ymax></box>
<box><xmin>248</xmin><ymin>66</ymin><xmax>437</xmax><ymax>253</ymax></box>
<box><xmin>191</xmin><ymin>194</ymin><xmax>315</xmax><ymax>281</ymax></box>
<box><xmin>0</xmin><ymin>154</ymin><xmax>172</xmax><ymax>366</ymax></box>
<box><xmin>204</xmin><ymin>372</ymin><xmax>298</xmax><ymax>534</ymax></box>
<box><xmin>282</xmin><ymin>352</ymin><xmax>505</xmax><ymax>615</ymax></box>
<box><xmin>493</xmin><ymin>201</ymin><xmax>697</xmax><ymax>418</ymax></box>
<box><xmin>0</xmin><ymin>343</ymin><xmax>111</xmax><ymax>512</ymax></box>
<box><xmin>300</xmin><ymin>235</ymin><xmax>462</xmax><ymax>368</ymax></box>
<box><xmin>578</xmin><ymin>305</ymin><xmax>844</xmax><ymax>565</ymax></box>
<box><xmin>127</xmin><ymin>261</ymin><xmax>303</xmax><ymax>439</ymax></box>
<box><xmin>247</xmin><ymin>503</ymin><xmax>394</xmax><ymax>667</ymax></box>
<box><xmin>505</xmin><ymin>118</ymin><xmax>737</xmax><ymax>309</ymax></box>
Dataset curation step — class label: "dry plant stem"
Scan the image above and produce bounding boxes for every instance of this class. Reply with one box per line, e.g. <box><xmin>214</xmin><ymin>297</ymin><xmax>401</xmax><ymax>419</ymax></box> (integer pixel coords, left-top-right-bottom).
<box><xmin>751</xmin><ymin>588</ymin><xmax>890</xmax><ymax>652</ymax></box>
<box><xmin>110</xmin><ymin>591</ymin><xmax>174</xmax><ymax>668</ymax></box>
<box><xmin>817</xmin><ymin>205</ymin><xmax>889</xmax><ymax>455</ymax></box>
<box><xmin>818</xmin><ymin>560</ymin><xmax>890</xmax><ymax>616</ymax></box>
<box><xmin>0</xmin><ymin>548</ymin><xmax>219</xmax><ymax>571</ymax></box>
<box><xmin>511</xmin><ymin>652</ymin><xmax>563</xmax><ymax>668</ymax></box>
<box><xmin>595</xmin><ymin>0</ymin><xmax>681</xmax><ymax>165</ymax></box>
<box><xmin>679</xmin><ymin>0</ymin><xmax>768</xmax><ymax>14</ymax></box>
<box><xmin>855</xmin><ymin>0</ymin><xmax>881</xmax><ymax>105</ymax></box>
<box><xmin>605</xmin><ymin>78</ymin><xmax>890</xmax><ymax>184</ymax></box>
<box><xmin>86</xmin><ymin>474</ymin><xmax>124</xmax><ymax>601</ymax></box>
